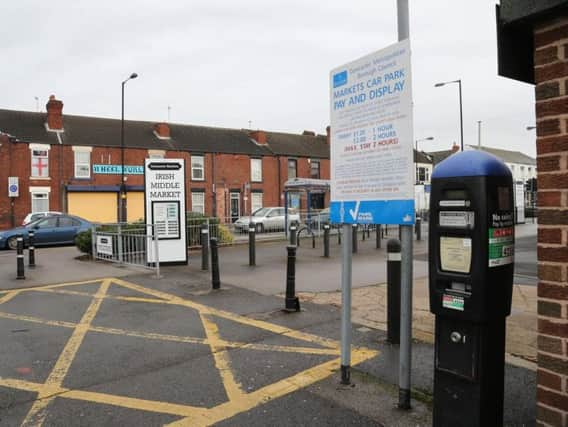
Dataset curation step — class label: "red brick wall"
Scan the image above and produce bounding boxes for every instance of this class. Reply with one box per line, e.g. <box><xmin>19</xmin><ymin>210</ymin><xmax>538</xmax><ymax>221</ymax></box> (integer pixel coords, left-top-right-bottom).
<box><xmin>0</xmin><ymin>138</ymin><xmax>331</xmax><ymax>229</ymax></box>
<box><xmin>534</xmin><ymin>17</ymin><xmax>568</xmax><ymax>426</ymax></box>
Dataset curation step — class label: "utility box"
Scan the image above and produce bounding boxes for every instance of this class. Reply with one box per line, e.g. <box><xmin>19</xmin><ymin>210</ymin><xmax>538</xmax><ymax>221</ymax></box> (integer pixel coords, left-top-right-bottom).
<box><xmin>429</xmin><ymin>150</ymin><xmax>514</xmax><ymax>426</ymax></box>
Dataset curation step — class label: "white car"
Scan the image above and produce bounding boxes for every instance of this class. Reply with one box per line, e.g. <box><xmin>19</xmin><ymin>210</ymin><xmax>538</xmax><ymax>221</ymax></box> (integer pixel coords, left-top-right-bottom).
<box><xmin>22</xmin><ymin>211</ymin><xmax>63</xmax><ymax>226</ymax></box>
<box><xmin>234</xmin><ymin>207</ymin><xmax>300</xmax><ymax>233</ymax></box>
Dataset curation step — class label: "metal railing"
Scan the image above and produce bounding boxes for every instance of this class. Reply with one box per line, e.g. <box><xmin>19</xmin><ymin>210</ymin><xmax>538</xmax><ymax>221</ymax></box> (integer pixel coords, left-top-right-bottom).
<box><xmin>92</xmin><ymin>223</ymin><xmax>160</xmax><ymax>277</ymax></box>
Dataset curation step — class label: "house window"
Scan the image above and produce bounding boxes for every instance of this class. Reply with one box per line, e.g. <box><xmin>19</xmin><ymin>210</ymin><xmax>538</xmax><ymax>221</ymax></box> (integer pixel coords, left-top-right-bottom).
<box><xmin>74</xmin><ymin>151</ymin><xmax>91</xmax><ymax>178</ymax></box>
<box><xmin>417</xmin><ymin>167</ymin><xmax>427</xmax><ymax>183</ymax></box>
<box><xmin>31</xmin><ymin>147</ymin><xmax>49</xmax><ymax>178</ymax></box>
<box><xmin>310</xmin><ymin>160</ymin><xmax>320</xmax><ymax>179</ymax></box>
<box><xmin>191</xmin><ymin>155</ymin><xmax>205</xmax><ymax>181</ymax></box>
<box><xmin>251</xmin><ymin>158</ymin><xmax>262</xmax><ymax>182</ymax></box>
<box><xmin>30</xmin><ymin>188</ymin><xmax>50</xmax><ymax>213</ymax></box>
<box><xmin>251</xmin><ymin>192</ymin><xmax>263</xmax><ymax>213</ymax></box>
<box><xmin>288</xmin><ymin>159</ymin><xmax>297</xmax><ymax>179</ymax></box>
<box><xmin>191</xmin><ymin>192</ymin><xmax>205</xmax><ymax>214</ymax></box>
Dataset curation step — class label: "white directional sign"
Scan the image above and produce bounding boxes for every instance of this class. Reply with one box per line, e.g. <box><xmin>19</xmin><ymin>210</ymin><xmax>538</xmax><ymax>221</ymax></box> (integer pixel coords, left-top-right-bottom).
<box><xmin>329</xmin><ymin>39</ymin><xmax>414</xmax><ymax>225</ymax></box>
<box><xmin>144</xmin><ymin>158</ymin><xmax>187</xmax><ymax>265</ymax></box>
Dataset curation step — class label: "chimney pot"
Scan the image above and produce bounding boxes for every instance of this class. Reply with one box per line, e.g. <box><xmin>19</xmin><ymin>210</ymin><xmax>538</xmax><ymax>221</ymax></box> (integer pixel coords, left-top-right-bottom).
<box><xmin>46</xmin><ymin>95</ymin><xmax>64</xmax><ymax>131</ymax></box>
<box><xmin>326</xmin><ymin>125</ymin><xmax>331</xmax><ymax>144</ymax></box>
<box><xmin>451</xmin><ymin>142</ymin><xmax>459</xmax><ymax>152</ymax></box>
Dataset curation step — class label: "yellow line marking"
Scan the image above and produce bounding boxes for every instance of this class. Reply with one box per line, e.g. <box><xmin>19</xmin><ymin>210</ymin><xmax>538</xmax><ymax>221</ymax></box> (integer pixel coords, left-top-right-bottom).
<box><xmin>20</xmin><ymin>279</ymin><xmax>111</xmax><ymax>427</ymax></box>
<box><xmin>0</xmin><ymin>311</ymin><xmax>339</xmax><ymax>357</ymax></box>
<box><xmin>0</xmin><ymin>278</ymin><xmax>106</xmax><ymax>294</ymax></box>
<box><xmin>0</xmin><ymin>276</ymin><xmax>378</xmax><ymax>425</ymax></box>
<box><xmin>200</xmin><ymin>313</ymin><xmax>245</xmax><ymax>403</ymax></box>
<box><xmin>167</xmin><ymin>349</ymin><xmax>378</xmax><ymax>427</ymax></box>
<box><xmin>0</xmin><ymin>378</ymin><xmax>205</xmax><ymax>418</ymax></box>
<box><xmin>112</xmin><ymin>278</ymin><xmax>339</xmax><ymax>349</ymax></box>
<box><xmin>0</xmin><ymin>290</ymin><xmax>21</xmax><ymax>305</ymax></box>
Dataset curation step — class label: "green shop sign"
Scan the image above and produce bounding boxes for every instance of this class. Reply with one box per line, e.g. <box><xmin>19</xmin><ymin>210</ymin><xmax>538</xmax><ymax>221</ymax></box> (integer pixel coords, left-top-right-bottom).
<box><xmin>93</xmin><ymin>165</ymin><xmax>144</xmax><ymax>175</ymax></box>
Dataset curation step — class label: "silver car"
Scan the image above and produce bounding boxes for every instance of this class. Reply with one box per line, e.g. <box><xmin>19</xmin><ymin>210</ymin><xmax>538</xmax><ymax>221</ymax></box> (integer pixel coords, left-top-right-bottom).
<box><xmin>234</xmin><ymin>207</ymin><xmax>300</xmax><ymax>233</ymax></box>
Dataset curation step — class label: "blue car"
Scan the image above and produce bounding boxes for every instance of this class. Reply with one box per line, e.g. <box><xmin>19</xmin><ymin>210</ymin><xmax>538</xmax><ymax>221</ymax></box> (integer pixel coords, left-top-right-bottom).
<box><xmin>0</xmin><ymin>214</ymin><xmax>93</xmax><ymax>250</ymax></box>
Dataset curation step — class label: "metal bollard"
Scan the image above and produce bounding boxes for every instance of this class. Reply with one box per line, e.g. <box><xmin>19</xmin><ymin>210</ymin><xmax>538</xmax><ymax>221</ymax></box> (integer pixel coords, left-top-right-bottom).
<box><xmin>323</xmin><ymin>224</ymin><xmax>330</xmax><ymax>258</ymax></box>
<box><xmin>248</xmin><ymin>222</ymin><xmax>256</xmax><ymax>266</ymax></box>
<box><xmin>376</xmin><ymin>224</ymin><xmax>382</xmax><ymax>249</ymax></box>
<box><xmin>289</xmin><ymin>224</ymin><xmax>297</xmax><ymax>246</ymax></box>
<box><xmin>284</xmin><ymin>245</ymin><xmax>300</xmax><ymax>312</ymax></box>
<box><xmin>352</xmin><ymin>224</ymin><xmax>358</xmax><ymax>253</ymax></box>
<box><xmin>201</xmin><ymin>223</ymin><xmax>209</xmax><ymax>271</ymax></box>
<box><xmin>398</xmin><ymin>225</ymin><xmax>402</xmax><ymax>241</ymax></box>
<box><xmin>416</xmin><ymin>217</ymin><xmax>422</xmax><ymax>241</ymax></box>
<box><xmin>28</xmin><ymin>230</ymin><xmax>36</xmax><ymax>268</ymax></box>
<box><xmin>16</xmin><ymin>235</ymin><xmax>25</xmax><ymax>280</ymax></box>
<box><xmin>338</xmin><ymin>227</ymin><xmax>341</xmax><ymax>245</ymax></box>
<box><xmin>387</xmin><ymin>239</ymin><xmax>401</xmax><ymax>344</ymax></box>
<box><xmin>210</xmin><ymin>237</ymin><xmax>220</xmax><ymax>289</ymax></box>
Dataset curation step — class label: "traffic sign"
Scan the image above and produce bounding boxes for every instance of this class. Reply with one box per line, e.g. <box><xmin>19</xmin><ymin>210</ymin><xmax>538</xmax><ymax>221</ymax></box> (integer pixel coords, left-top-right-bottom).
<box><xmin>8</xmin><ymin>177</ymin><xmax>19</xmax><ymax>197</ymax></box>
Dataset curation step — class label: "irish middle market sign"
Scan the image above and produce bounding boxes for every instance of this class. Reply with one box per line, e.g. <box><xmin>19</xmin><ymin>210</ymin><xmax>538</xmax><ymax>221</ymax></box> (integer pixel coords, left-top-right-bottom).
<box><xmin>329</xmin><ymin>39</ymin><xmax>414</xmax><ymax>225</ymax></box>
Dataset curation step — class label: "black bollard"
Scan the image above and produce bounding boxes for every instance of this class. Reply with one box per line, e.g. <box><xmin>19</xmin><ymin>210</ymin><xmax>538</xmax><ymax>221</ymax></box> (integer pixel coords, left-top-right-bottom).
<box><xmin>376</xmin><ymin>224</ymin><xmax>382</xmax><ymax>249</ymax></box>
<box><xmin>289</xmin><ymin>224</ymin><xmax>297</xmax><ymax>246</ymax></box>
<box><xmin>248</xmin><ymin>222</ymin><xmax>256</xmax><ymax>266</ymax></box>
<box><xmin>398</xmin><ymin>225</ymin><xmax>402</xmax><ymax>241</ymax></box>
<box><xmin>323</xmin><ymin>224</ymin><xmax>330</xmax><ymax>258</ymax></box>
<box><xmin>28</xmin><ymin>230</ymin><xmax>36</xmax><ymax>268</ymax></box>
<box><xmin>387</xmin><ymin>239</ymin><xmax>401</xmax><ymax>344</ymax></box>
<box><xmin>416</xmin><ymin>217</ymin><xmax>422</xmax><ymax>241</ymax></box>
<box><xmin>16</xmin><ymin>235</ymin><xmax>25</xmax><ymax>280</ymax></box>
<box><xmin>210</xmin><ymin>237</ymin><xmax>220</xmax><ymax>289</ymax></box>
<box><xmin>284</xmin><ymin>245</ymin><xmax>300</xmax><ymax>312</ymax></box>
<box><xmin>201</xmin><ymin>223</ymin><xmax>209</xmax><ymax>271</ymax></box>
<box><xmin>338</xmin><ymin>227</ymin><xmax>341</xmax><ymax>245</ymax></box>
<box><xmin>352</xmin><ymin>224</ymin><xmax>358</xmax><ymax>253</ymax></box>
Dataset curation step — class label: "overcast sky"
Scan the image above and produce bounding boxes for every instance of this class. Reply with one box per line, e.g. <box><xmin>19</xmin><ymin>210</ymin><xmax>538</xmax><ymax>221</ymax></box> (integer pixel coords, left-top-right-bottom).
<box><xmin>3</xmin><ymin>0</ymin><xmax>536</xmax><ymax>156</ymax></box>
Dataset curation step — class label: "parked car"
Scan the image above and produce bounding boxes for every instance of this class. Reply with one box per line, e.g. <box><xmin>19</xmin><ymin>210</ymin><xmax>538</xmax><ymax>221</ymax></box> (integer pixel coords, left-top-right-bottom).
<box><xmin>22</xmin><ymin>211</ymin><xmax>63</xmax><ymax>226</ymax></box>
<box><xmin>234</xmin><ymin>207</ymin><xmax>300</xmax><ymax>233</ymax></box>
<box><xmin>307</xmin><ymin>207</ymin><xmax>330</xmax><ymax>229</ymax></box>
<box><xmin>0</xmin><ymin>214</ymin><xmax>93</xmax><ymax>250</ymax></box>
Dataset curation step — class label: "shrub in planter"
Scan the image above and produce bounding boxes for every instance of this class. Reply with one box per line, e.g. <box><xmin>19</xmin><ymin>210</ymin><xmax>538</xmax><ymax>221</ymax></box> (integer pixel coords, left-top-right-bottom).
<box><xmin>75</xmin><ymin>229</ymin><xmax>92</xmax><ymax>255</ymax></box>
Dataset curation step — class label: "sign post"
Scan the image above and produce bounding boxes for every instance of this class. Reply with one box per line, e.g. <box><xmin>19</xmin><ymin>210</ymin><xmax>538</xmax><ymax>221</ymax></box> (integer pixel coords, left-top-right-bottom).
<box><xmin>329</xmin><ymin>13</ymin><xmax>414</xmax><ymax>393</ymax></box>
<box><xmin>144</xmin><ymin>159</ymin><xmax>187</xmax><ymax>265</ymax></box>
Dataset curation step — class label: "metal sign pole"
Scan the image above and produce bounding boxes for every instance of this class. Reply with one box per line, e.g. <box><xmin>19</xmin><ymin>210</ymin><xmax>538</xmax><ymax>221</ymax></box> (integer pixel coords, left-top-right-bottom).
<box><xmin>340</xmin><ymin>223</ymin><xmax>352</xmax><ymax>384</ymax></box>
<box><xmin>397</xmin><ymin>0</ymin><xmax>413</xmax><ymax>410</ymax></box>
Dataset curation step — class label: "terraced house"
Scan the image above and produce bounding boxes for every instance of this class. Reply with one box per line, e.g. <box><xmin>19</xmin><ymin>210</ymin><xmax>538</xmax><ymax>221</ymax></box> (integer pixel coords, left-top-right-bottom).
<box><xmin>0</xmin><ymin>96</ymin><xmax>330</xmax><ymax>229</ymax></box>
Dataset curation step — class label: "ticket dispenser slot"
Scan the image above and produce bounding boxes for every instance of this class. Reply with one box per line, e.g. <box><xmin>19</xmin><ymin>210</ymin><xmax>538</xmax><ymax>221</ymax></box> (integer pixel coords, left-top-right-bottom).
<box><xmin>429</xmin><ymin>150</ymin><xmax>514</xmax><ymax>427</ymax></box>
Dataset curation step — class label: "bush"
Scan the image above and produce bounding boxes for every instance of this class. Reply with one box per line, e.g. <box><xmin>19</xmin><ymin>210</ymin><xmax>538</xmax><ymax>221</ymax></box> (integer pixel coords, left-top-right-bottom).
<box><xmin>75</xmin><ymin>229</ymin><xmax>92</xmax><ymax>255</ymax></box>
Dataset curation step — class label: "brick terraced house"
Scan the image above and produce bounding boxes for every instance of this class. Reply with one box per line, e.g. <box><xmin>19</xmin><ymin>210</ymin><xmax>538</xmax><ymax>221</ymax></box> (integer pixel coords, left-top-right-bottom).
<box><xmin>0</xmin><ymin>96</ymin><xmax>330</xmax><ymax>229</ymax></box>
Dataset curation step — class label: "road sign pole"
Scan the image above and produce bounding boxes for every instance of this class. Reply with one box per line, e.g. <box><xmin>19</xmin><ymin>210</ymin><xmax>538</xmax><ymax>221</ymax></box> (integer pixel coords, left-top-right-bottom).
<box><xmin>397</xmin><ymin>0</ymin><xmax>413</xmax><ymax>410</ymax></box>
<box><xmin>340</xmin><ymin>223</ymin><xmax>352</xmax><ymax>384</ymax></box>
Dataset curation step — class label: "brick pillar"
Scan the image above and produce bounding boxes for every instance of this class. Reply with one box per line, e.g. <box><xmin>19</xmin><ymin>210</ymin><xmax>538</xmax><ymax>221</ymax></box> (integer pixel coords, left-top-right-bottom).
<box><xmin>534</xmin><ymin>17</ymin><xmax>568</xmax><ymax>427</ymax></box>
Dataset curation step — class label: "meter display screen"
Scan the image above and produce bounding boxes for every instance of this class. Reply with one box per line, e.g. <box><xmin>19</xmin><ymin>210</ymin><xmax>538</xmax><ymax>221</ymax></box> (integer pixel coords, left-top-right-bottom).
<box><xmin>440</xmin><ymin>237</ymin><xmax>472</xmax><ymax>273</ymax></box>
<box><xmin>443</xmin><ymin>189</ymin><xmax>468</xmax><ymax>200</ymax></box>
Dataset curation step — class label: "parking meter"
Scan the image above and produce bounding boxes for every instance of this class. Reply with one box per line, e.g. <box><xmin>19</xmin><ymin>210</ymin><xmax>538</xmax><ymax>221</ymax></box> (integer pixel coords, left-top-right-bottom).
<box><xmin>429</xmin><ymin>150</ymin><xmax>514</xmax><ymax>427</ymax></box>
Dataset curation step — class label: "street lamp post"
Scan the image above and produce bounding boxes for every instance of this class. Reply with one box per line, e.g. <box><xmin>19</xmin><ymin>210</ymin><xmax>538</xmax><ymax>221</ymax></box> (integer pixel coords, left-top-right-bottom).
<box><xmin>435</xmin><ymin>79</ymin><xmax>464</xmax><ymax>151</ymax></box>
<box><xmin>120</xmin><ymin>72</ymin><xmax>138</xmax><ymax>223</ymax></box>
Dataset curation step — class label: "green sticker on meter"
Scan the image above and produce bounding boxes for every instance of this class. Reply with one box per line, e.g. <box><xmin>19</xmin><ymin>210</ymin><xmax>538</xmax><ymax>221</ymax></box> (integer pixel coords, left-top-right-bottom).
<box><xmin>488</xmin><ymin>227</ymin><xmax>514</xmax><ymax>267</ymax></box>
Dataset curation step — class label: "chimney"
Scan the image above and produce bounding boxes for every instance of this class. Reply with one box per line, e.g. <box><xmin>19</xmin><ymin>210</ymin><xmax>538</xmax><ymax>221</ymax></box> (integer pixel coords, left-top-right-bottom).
<box><xmin>154</xmin><ymin>122</ymin><xmax>171</xmax><ymax>139</ymax></box>
<box><xmin>249</xmin><ymin>130</ymin><xmax>267</xmax><ymax>145</ymax></box>
<box><xmin>326</xmin><ymin>126</ymin><xmax>331</xmax><ymax>144</ymax></box>
<box><xmin>46</xmin><ymin>95</ymin><xmax>63</xmax><ymax>131</ymax></box>
<box><xmin>451</xmin><ymin>142</ymin><xmax>459</xmax><ymax>152</ymax></box>
<box><xmin>302</xmin><ymin>130</ymin><xmax>315</xmax><ymax>136</ymax></box>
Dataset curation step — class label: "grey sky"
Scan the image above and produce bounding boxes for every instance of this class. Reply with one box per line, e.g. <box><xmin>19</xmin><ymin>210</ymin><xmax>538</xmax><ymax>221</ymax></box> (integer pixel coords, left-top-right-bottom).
<box><xmin>2</xmin><ymin>0</ymin><xmax>536</xmax><ymax>156</ymax></box>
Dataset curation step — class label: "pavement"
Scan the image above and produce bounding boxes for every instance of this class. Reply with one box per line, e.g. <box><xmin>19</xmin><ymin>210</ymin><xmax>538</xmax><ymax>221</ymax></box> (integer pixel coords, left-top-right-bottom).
<box><xmin>0</xmin><ymin>222</ymin><xmax>538</xmax><ymax>426</ymax></box>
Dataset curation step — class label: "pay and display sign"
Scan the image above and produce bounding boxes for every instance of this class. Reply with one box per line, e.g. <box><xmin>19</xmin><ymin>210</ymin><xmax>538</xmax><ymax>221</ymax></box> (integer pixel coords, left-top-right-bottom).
<box><xmin>329</xmin><ymin>40</ymin><xmax>414</xmax><ymax>225</ymax></box>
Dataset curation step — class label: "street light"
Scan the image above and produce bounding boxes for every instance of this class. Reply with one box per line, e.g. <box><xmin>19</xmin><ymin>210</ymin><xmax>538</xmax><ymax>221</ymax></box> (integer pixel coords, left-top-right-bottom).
<box><xmin>120</xmin><ymin>72</ymin><xmax>138</xmax><ymax>223</ymax></box>
<box><xmin>435</xmin><ymin>79</ymin><xmax>464</xmax><ymax>151</ymax></box>
<box><xmin>415</xmin><ymin>136</ymin><xmax>434</xmax><ymax>151</ymax></box>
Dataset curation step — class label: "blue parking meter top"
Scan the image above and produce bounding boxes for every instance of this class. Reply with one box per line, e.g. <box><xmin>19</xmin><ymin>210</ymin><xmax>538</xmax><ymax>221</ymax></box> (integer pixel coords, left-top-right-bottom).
<box><xmin>432</xmin><ymin>150</ymin><xmax>511</xmax><ymax>179</ymax></box>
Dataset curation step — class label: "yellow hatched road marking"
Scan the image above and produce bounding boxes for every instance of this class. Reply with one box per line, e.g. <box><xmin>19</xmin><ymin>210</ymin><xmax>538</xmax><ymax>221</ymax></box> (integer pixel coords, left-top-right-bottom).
<box><xmin>20</xmin><ymin>279</ymin><xmax>111</xmax><ymax>427</ymax></box>
<box><xmin>0</xmin><ymin>277</ymin><xmax>378</xmax><ymax>426</ymax></box>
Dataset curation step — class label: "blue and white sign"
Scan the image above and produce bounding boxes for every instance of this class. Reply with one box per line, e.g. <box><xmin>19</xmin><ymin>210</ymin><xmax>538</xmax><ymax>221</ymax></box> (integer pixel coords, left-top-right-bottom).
<box><xmin>93</xmin><ymin>164</ymin><xmax>144</xmax><ymax>175</ymax></box>
<box><xmin>8</xmin><ymin>177</ymin><xmax>19</xmax><ymax>198</ymax></box>
<box><xmin>329</xmin><ymin>40</ymin><xmax>414</xmax><ymax>225</ymax></box>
